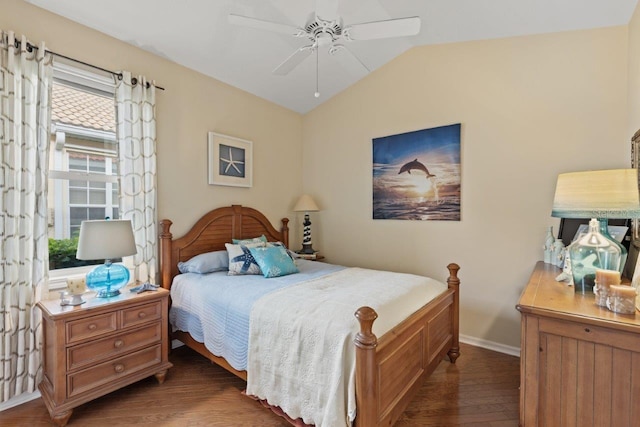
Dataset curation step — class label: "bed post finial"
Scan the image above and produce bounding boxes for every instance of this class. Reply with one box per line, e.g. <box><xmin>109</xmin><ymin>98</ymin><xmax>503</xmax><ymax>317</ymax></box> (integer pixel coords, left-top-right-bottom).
<box><xmin>354</xmin><ymin>306</ymin><xmax>378</xmax><ymax>427</ymax></box>
<box><xmin>281</xmin><ymin>217</ymin><xmax>289</xmax><ymax>248</ymax></box>
<box><xmin>159</xmin><ymin>219</ymin><xmax>174</xmax><ymax>290</ymax></box>
<box><xmin>446</xmin><ymin>263</ymin><xmax>461</xmax><ymax>363</ymax></box>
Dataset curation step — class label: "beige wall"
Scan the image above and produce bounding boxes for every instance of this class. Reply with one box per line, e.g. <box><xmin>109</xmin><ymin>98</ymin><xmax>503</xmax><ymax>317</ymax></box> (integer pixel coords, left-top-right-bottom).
<box><xmin>629</xmin><ymin>4</ymin><xmax>640</xmax><ymax>140</ymax></box>
<box><xmin>302</xmin><ymin>27</ymin><xmax>629</xmax><ymax>348</ymax></box>
<box><xmin>2</xmin><ymin>0</ymin><xmax>303</xmax><ymax>240</ymax></box>
<box><xmin>3</xmin><ymin>0</ymin><xmax>633</xmax><ymax>349</ymax></box>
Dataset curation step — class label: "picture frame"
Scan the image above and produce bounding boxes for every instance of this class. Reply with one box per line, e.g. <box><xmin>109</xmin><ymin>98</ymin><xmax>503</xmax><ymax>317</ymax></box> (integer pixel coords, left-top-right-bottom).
<box><xmin>632</xmin><ymin>128</ymin><xmax>640</xmax><ymax>245</ymax></box>
<box><xmin>372</xmin><ymin>123</ymin><xmax>461</xmax><ymax>221</ymax></box>
<box><xmin>208</xmin><ymin>132</ymin><xmax>253</xmax><ymax>187</ymax></box>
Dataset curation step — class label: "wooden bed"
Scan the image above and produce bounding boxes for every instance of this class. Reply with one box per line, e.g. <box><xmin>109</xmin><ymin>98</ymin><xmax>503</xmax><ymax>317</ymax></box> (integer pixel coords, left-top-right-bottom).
<box><xmin>159</xmin><ymin>205</ymin><xmax>460</xmax><ymax>427</ymax></box>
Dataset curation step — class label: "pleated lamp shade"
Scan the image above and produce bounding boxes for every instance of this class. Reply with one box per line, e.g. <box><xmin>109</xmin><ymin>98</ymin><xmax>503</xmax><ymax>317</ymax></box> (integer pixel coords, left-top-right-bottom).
<box><xmin>551</xmin><ymin>169</ymin><xmax>640</xmax><ymax>219</ymax></box>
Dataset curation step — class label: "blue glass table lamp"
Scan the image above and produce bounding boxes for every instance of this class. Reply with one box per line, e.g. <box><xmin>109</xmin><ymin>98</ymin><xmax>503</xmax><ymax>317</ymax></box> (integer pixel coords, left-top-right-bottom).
<box><xmin>551</xmin><ymin>169</ymin><xmax>640</xmax><ymax>294</ymax></box>
<box><xmin>76</xmin><ymin>219</ymin><xmax>137</xmax><ymax>298</ymax></box>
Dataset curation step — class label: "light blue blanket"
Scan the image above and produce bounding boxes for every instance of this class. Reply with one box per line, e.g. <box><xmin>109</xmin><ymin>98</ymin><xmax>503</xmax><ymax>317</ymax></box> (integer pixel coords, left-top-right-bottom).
<box><xmin>169</xmin><ymin>259</ymin><xmax>345</xmax><ymax>371</ymax></box>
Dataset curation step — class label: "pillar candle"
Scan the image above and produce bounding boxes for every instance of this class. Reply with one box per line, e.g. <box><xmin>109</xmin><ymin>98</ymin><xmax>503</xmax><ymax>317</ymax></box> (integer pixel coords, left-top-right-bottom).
<box><xmin>594</xmin><ymin>269</ymin><xmax>621</xmax><ymax>307</ymax></box>
<box><xmin>609</xmin><ymin>284</ymin><xmax>636</xmax><ymax>298</ymax></box>
<box><xmin>595</xmin><ymin>269</ymin><xmax>621</xmax><ymax>288</ymax></box>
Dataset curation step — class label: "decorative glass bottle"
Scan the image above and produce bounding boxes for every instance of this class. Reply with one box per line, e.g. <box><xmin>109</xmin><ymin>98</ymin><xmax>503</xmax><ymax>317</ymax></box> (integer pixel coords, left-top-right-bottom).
<box><xmin>543</xmin><ymin>226</ymin><xmax>554</xmax><ymax>264</ymax></box>
<box><xmin>568</xmin><ymin>218</ymin><xmax>623</xmax><ymax>294</ymax></box>
<box><xmin>597</xmin><ymin>219</ymin><xmax>627</xmax><ymax>275</ymax></box>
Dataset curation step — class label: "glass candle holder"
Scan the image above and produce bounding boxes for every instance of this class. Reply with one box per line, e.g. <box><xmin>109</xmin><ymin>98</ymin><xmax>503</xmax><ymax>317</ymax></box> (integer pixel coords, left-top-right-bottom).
<box><xmin>606</xmin><ymin>284</ymin><xmax>637</xmax><ymax>315</ymax></box>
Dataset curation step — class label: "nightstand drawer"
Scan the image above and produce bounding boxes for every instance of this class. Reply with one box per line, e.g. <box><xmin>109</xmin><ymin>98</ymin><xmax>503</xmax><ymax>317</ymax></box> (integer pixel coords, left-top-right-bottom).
<box><xmin>67</xmin><ymin>344</ymin><xmax>162</xmax><ymax>398</ymax></box>
<box><xmin>66</xmin><ymin>312</ymin><xmax>117</xmax><ymax>344</ymax></box>
<box><xmin>67</xmin><ymin>323</ymin><xmax>162</xmax><ymax>371</ymax></box>
<box><xmin>122</xmin><ymin>301</ymin><xmax>162</xmax><ymax>328</ymax></box>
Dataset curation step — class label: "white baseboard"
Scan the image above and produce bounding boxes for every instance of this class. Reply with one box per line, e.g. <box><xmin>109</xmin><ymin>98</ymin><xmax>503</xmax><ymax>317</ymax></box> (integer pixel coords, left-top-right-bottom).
<box><xmin>460</xmin><ymin>334</ymin><xmax>520</xmax><ymax>357</ymax></box>
<box><xmin>0</xmin><ymin>390</ymin><xmax>41</xmax><ymax>412</ymax></box>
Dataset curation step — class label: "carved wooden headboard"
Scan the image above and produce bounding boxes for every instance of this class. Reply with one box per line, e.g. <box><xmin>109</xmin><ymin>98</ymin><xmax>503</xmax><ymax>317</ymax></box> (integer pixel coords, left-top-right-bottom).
<box><xmin>159</xmin><ymin>205</ymin><xmax>289</xmax><ymax>289</ymax></box>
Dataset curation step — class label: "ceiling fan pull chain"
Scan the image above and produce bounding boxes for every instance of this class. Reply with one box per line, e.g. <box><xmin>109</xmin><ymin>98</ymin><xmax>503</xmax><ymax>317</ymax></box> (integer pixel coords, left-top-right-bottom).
<box><xmin>314</xmin><ymin>47</ymin><xmax>320</xmax><ymax>98</ymax></box>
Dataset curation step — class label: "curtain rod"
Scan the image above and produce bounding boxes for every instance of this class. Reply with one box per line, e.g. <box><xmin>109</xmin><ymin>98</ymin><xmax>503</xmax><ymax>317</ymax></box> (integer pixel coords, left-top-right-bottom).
<box><xmin>15</xmin><ymin>39</ymin><xmax>165</xmax><ymax>91</ymax></box>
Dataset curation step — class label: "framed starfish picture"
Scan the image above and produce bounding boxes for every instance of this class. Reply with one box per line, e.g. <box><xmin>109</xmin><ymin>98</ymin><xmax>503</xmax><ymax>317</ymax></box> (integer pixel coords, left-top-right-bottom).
<box><xmin>208</xmin><ymin>132</ymin><xmax>253</xmax><ymax>187</ymax></box>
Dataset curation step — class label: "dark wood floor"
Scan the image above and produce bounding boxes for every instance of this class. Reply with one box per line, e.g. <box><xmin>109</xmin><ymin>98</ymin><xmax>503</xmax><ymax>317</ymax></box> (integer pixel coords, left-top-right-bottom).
<box><xmin>0</xmin><ymin>342</ymin><xmax>520</xmax><ymax>426</ymax></box>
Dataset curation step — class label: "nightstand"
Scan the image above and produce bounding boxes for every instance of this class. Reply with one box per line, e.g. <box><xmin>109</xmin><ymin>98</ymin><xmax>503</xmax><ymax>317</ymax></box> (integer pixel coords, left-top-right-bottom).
<box><xmin>37</xmin><ymin>287</ymin><xmax>173</xmax><ymax>426</ymax></box>
<box><xmin>296</xmin><ymin>252</ymin><xmax>324</xmax><ymax>261</ymax></box>
<box><xmin>517</xmin><ymin>262</ymin><xmax>640</xmax><ymax>426</ymax></box>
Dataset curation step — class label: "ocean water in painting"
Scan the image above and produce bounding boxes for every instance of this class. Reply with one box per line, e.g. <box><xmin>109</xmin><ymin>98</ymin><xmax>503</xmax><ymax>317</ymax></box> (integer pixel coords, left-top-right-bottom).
<box><xmin>373</xmin><ymin>124</ymin><xmax>461</xmax><ymax>221</ymax></box>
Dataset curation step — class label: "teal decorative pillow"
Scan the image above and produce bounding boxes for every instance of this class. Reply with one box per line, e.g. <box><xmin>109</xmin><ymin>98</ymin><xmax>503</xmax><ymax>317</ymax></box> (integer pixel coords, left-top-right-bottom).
<box><xmin>178</xmin><ymin>250</ymin><xmax>228</xmax><ymax>274</ymax></box>
<box><xmin>266</xmin><ymin>241</ymin><xmax>296</xmax><ymax>261</ymax></box>
<box><xmin>249</xmin><ymin>245</ymin><xmax>299</xmax><ymax>278</ymax></box>
<box><xmin>225</xmin><ymin>242</ymin><xmax>265</xmax><ymax>275</ymax></box>
<box><xmin>232</xmin><ymin>235</ymin><xmax>268</xmax><ymax>245</ymax></box>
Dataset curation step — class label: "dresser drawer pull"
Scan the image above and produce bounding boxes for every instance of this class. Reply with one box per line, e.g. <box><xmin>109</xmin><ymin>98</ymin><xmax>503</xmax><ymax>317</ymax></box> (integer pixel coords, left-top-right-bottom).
<box><xmin>114</xmin><ymin>339</ymin><xmax>124</xmax><ymax>348</ymax></box>
<box><xmin>138</xmin><ymin>312</ymin><xmax>146</xmax><ymax>319</ymax></box>
<box><xmin>114</xmin><ymin>363</ymin><xmax>125</xmax><ymax>373</ymax></box>
<box><xmin>88</xmin><ymin>324</ymin><xmax>97</xmax><ymax>331</ymax></box>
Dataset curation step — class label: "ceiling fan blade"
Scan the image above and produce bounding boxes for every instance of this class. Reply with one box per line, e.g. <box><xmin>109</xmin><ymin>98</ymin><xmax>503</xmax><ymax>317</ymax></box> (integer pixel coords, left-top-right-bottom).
<box><xmin>273</xmin><ymin>46</ymin><xmax>314</xmax><ymax>75</ymax></box>
<box><xmin>228</xmin><ymin>14</ymin><xmax>300</xmax><ymax>36</ymax></box>
<box><xmin>346</xmin><ymin>16</ymin><xmax>421</xmax><ymax>40</ymax></box>
<box><xmin>329</xmin><ymin>44</ymin><xmax>370</xmax><ymax>77</ymax></box>
<box><xmin>315</xmin><ymin>0</ymin><xmax>339</xmax><ymax>21</ymax></box>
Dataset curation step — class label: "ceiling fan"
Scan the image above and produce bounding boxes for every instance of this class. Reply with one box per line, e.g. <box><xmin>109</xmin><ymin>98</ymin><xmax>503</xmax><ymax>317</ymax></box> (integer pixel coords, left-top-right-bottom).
<box><xmin>228</xmin><ymin>0</ymin><xmax>421</xmax><ymax>97</ymax></box>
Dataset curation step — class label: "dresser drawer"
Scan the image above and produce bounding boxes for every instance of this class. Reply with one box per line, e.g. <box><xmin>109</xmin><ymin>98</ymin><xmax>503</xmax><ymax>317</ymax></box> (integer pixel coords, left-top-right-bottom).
<box><xmin>122</xmin><ymin>301</ymin><xmax>162</xmax><ymax>328</ymax></box>
<box><xmin>67</xmin><ymin>344</ymin><xmax>162</xmax><ymax>398</ymax></box>
<box><xmin>67</xmin><ymin>323</ymin><xmax>161</xmax><ymax>371</ymax></box>
<box><xmin>66</xmin><ymin>312</ymin><xmax>117</xmax><ymax>344</ymax></box>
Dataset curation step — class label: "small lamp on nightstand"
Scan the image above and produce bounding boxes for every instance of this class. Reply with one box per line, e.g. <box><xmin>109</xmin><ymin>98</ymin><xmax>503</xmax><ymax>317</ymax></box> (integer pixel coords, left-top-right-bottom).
<box><xmin>293</xmin><ymin>194</ymin><xmax>320</xmax><ymax>254</ymax></box>
<box><xmin>76</xmin><ymin>219</ymin><xmax>137</xmax><ymax>298</ymax></box>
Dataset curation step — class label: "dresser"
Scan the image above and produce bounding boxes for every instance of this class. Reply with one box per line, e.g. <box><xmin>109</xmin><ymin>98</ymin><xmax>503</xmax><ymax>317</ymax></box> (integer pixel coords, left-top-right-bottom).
<box><xmin>37</xmin><ymin>287</ymin><xmax>173</xmax><ymax>426</ymax></box>
<box><xmin>517</xmin><ymin>262</ymin><xmax>640</xmax><ymax>426</ymax></box>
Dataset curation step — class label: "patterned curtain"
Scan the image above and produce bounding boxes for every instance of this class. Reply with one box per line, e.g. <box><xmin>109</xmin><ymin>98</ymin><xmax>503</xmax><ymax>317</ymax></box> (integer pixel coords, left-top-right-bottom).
<box><xmin>0</xmin><ymin>31</ymin><xmax>52</xmax><ymax>402</ymax></box>
<box><xmin>115</xmin><ymin>71</ymin><xmax>158</xmax><ymax>284</ymax></box>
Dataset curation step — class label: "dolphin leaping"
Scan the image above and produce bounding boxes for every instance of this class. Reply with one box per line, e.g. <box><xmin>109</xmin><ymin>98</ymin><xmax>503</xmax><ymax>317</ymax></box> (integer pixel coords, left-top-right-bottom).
<box><xmin>398</xmin><ymin>159</ymin><xmax>435</xmax><ymax>178</ymax></box>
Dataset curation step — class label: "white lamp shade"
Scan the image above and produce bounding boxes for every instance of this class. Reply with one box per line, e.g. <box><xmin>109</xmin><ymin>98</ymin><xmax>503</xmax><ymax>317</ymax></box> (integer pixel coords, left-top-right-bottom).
<box><xmin>293</xmin><ymin>194</ymin><xmax>320</xmax><ymax>212</ymax></box>
<box><xmin>551</xmin><ymin>169</ymin><xmax>640</xmax><ymax>219</ymax></box>
<box><xmin>76</xmin><ymin>220</ymin><xmax>137</xmax><ymax>260</ymax></box>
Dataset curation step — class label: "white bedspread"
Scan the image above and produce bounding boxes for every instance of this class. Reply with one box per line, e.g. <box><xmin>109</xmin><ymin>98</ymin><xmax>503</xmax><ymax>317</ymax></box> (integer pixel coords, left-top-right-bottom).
<box><xmin>245</xmin><ymin>267</ymin><xmax>447</xmax><ymax>427</ymax></box>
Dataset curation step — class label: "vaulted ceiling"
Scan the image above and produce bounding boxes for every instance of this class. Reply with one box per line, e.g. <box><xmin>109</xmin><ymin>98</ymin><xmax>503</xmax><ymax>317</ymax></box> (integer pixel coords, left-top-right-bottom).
<box><xmin>26</xmin><ymin>0</ymin><xmax>638</xmax><ymax>114</ymax></box>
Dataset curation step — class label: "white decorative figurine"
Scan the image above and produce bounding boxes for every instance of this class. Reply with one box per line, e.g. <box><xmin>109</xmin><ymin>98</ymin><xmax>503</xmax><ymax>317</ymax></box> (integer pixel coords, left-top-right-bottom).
<box><xmin>556</xmin><ymin>254</ymin><xmax>573</xmax><ymax>285</ymax></box>
<box><xmin>543</xmin><ymin>226</ymin><xmax>555</xmax><ymax>264</ymax></box>
<box><xmin>552</xmin><ymin>237</ymin><xmax>565</xmax><ymax>268</ymax></box>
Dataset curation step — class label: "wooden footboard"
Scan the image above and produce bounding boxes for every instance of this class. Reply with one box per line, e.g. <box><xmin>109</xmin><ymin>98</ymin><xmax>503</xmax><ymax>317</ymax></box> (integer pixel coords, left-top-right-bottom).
<box><xmin>159</xmin><ymin>205</ymin><xmax>460</xmax><ymax>427</ymax></box>
<box><xmin>354</xmin><ymin>263</ymin><xmax>460</xmax><ymax>427</ymax></box>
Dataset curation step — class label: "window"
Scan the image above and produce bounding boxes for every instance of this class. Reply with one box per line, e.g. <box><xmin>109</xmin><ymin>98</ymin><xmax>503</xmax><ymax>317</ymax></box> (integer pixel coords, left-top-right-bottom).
<box><xmin>48</xmin><ymin>63</ymin><xmax>119</xmax><ymax>281</ymax></box>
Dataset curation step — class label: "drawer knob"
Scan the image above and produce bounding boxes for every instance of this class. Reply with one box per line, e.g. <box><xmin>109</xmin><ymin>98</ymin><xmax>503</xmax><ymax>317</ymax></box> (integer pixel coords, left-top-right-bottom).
<box><xmin>114</xmin><ymin>339</ymin><xmax>124</xmax><ymax>348</ymax></box>
<box><xmin>88</xmin><ymin>324</ymin><xmax>97</xmax><ymax>331</ymax></box>
<box><xmin>138</xmin><ymin>312</ymin><xmax>146</xmax><ymax>319</ymax></box>
<box><xmin>114</xmin><ymin>363</ymin><xmax>125</xmax><ymax>373</ymax></box>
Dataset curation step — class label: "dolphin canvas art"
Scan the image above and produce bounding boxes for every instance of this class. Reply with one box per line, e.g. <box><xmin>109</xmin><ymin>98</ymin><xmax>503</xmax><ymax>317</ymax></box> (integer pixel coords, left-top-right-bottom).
<box><xmin>373</xmin><ymin>124</ymin><xmax>461</xmax><ymax>220</ymax></box>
